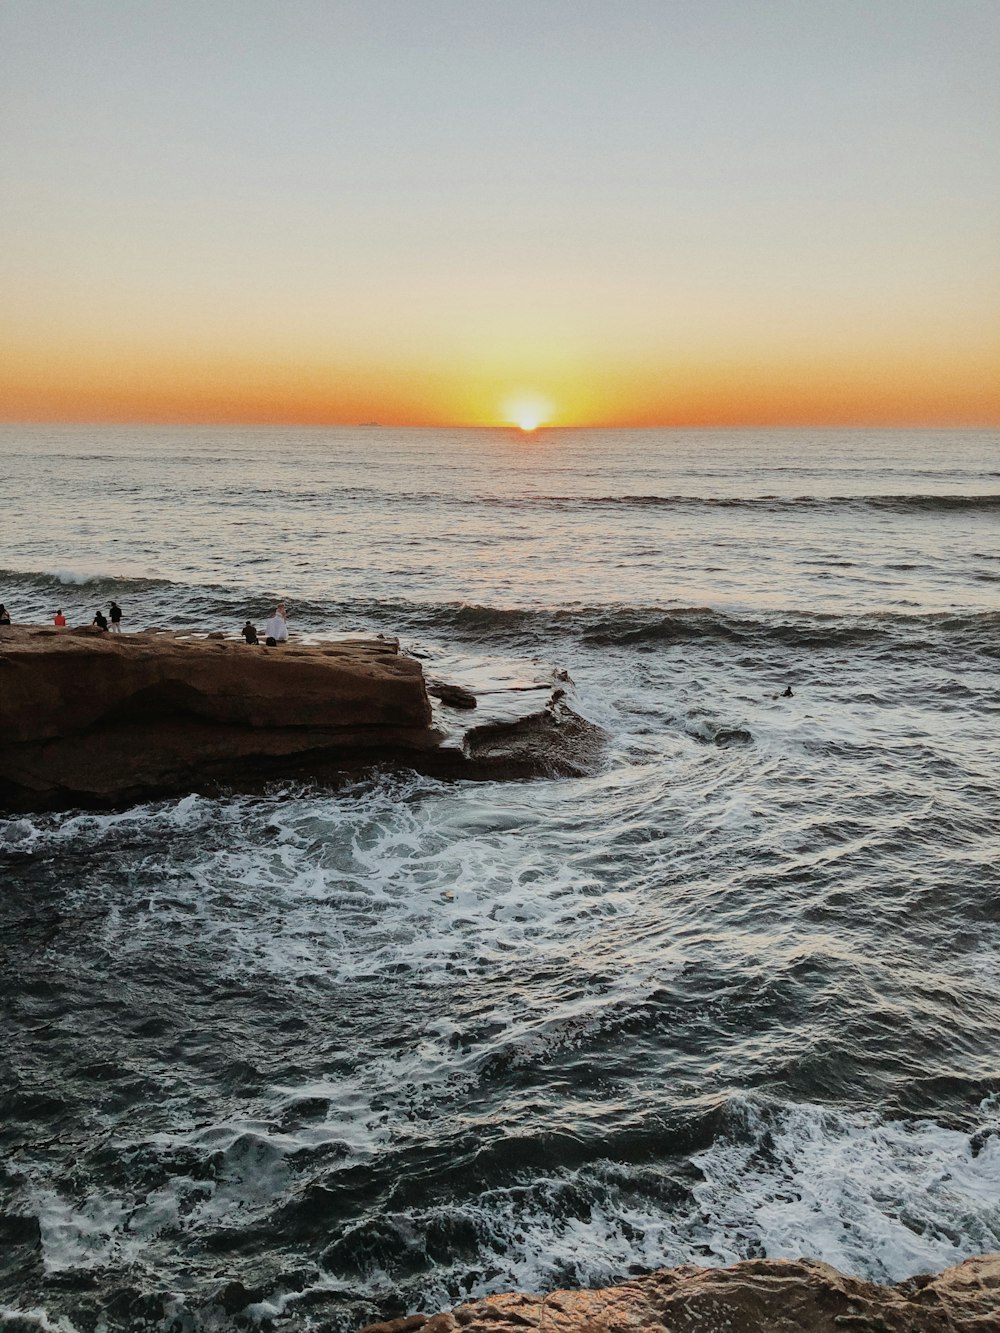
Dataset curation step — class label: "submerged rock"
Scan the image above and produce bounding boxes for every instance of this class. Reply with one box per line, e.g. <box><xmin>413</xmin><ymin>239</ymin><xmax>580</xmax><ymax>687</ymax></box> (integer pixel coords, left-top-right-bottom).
<box><xmin>713</xmin><ymin>725</ymin><xmax>753</xmax><ymax>746</ymax></box>
<box><xmin>358</xmin><ymin>1254</ymin><xmax>1000</xmax><ymax>1333</ymax></box>
<box><xmin>0</xmin><ymin>626</ymin><xmax>604</xmax><ymax>809</ymax></box>
<box><xmin>427</xmin><ymin>680</ymin><xmax>478</xmax><ymax>709</ymax></box>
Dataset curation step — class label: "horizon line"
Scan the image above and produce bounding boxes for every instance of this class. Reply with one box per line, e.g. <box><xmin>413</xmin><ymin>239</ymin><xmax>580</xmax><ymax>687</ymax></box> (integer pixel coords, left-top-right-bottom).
<box><xmin>2</xmin><ymin>417</ymin><xmax>998</xmax><ymax>431</ymax></box>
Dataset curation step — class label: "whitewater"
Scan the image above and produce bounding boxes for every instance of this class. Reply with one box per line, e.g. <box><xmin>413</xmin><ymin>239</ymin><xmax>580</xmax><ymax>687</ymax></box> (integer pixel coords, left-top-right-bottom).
<box><xmin>1</xmin><ymin>424</ymin><xmax>999</xmax><ymax>1331</ymax></box>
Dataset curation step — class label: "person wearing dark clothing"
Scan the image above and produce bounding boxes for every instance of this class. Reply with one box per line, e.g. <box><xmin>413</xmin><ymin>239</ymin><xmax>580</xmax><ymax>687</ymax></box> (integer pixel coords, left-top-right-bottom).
<box><xmin>108</xmin><ymin>601</ymin><xmax>123</xmax><ymax>632</ymax></box>
<box><xmin>93</xmin><ymin>609</ymin><xmax>109</xmax><ymax>631</ymax></box>
<box><xmin>0</xmin><ymin>605</ymin><xmax>10</xmax><ymax>625</ymax></box>
<box><xmin>242</xmin><ymin>620</ymin><xmax>259</xmax><ymax>644</ymax></box>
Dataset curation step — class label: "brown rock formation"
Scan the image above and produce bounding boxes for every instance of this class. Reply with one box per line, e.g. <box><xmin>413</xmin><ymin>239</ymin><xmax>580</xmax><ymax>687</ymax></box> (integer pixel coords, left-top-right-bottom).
<box><xmin>0</xmin><ymin>625</ymin><xmax>433</xmax><ymax>809</ymax></box>
<box><xmin>359</xmin><ymin>1255</ymin><xmax>1000</xmax><ymax>1333</ymax></box>
<box><xmin>0</xmin><ymin>626</ymin><xmax>605</xmax><ymax>809</ymax></box>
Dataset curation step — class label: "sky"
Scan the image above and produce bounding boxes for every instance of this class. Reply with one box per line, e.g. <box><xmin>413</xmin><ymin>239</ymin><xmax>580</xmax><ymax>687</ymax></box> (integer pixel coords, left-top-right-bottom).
<box><xmin>1</xmin><ymin>0</ymin><xmax>998</xmax><ymax>428</ymax></box>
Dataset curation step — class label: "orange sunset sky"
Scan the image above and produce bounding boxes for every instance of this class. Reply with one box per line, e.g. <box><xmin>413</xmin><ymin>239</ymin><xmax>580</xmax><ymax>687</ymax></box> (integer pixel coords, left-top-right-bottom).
<box><xmin>1</xmin><ymin>0</ymin><xmax>998</xmax><ymax>429</ymax></box>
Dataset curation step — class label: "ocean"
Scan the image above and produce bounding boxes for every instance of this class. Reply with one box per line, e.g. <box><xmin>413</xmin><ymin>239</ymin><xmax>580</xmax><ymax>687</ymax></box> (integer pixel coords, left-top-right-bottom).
<box><xmin>1</xmin><ymin>424</ymin><xmax>999</xmax><ymax>1331</ymax></box>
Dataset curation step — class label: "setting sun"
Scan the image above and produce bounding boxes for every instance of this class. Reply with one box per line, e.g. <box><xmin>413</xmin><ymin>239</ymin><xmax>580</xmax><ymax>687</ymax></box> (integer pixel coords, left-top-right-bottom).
<box><xmin>503</xmin><ymin>392</ymin><xmax>553</xmax><ymax>432</ymax></box>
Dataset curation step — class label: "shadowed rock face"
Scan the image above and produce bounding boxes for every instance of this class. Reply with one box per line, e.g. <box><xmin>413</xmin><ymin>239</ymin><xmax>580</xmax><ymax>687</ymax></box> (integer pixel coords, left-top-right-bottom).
<box><xmin>0</xmin><ymin>626</ymin><xmax>433</xmax><ymax>809</ymax></box>
<box><xmin>0</xmin><ymin>626</ymin><xmax>605</xmax><ymax>809</ymax></box>
<box><xmin>358</xmin><ymin>1255</ymin><xmax>1000</xmax><ymax>1333</ymax></box>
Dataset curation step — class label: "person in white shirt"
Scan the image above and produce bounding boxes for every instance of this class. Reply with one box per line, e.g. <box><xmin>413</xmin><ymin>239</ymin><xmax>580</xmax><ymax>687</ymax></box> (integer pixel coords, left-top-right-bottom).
<box><xmin>264</xmin><ymin>603</ymin><xmax>289</xmax><ymax>645</ymax></box>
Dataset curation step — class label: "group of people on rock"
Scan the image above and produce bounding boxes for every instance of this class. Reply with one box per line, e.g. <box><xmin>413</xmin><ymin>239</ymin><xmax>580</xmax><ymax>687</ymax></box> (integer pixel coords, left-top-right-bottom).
<box><xmin>0</xmin><ymin>598</ymin><xmax>292</xmax><ymax>644</ymax></box>
<box><xmin>0</xmin><ymin>603</ymin><xmax>118</xmax><ymax>629</ymax></box>
<box><xmin>90</xmin><ymin>601</ymin><xmax>123</xmax><ymax>632</ymax></box>
<box><xmin>242</xmin><ymin>603</ymin><xmax>289</xmax><ymax>646</ymax></box>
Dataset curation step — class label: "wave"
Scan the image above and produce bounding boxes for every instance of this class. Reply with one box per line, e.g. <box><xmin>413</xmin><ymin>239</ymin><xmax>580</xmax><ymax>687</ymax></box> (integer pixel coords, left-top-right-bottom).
<box><xmin>58</xmin><ymin>487</ymin><xmax>993</xmax><ymax>515</ymax></box>
<box><xmin>387</xmin><ymin>600</ymin><xmax>1000</xmax><ymax>656</ymax></box>
<box><xmin>524</xmin><ymin>492</ymin><xmax>1000</xmax><ymax>514</ymax></box>
<box><xmin>0</xmin><ymin>567</ymin><xmax>331</xmax><ymax>624</ymax></box>
<box><xmin>7</xmin><ymin>1090</ymin><xmax>994</xmax><ymax>1332</ymax></box>
<box><xmin>573</xmin><ymin>605</ymin><xmax>1000</xmax><ymax>652</ymax></box>
<box><xmin>2</xmin><ymin>566</ymin><xmax>997</xmax><ymax>657</ymax></box>
<box><xmin>275</xmin><ymin>490</ymin><xmax>999</xmax><ymax>514</ymax></box>
<box><xmin>0</xmin><ymin>566</ymin><xmax>175</xmax><ymax>595</ymax></box>
<box><xmin>288</xmin><ymin>1092</ymin><xmax>1000</xmax><ymax>1320</ymax></box>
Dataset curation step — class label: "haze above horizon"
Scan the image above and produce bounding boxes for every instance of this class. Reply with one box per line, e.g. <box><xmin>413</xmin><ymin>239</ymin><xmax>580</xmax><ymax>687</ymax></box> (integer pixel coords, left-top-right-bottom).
<box><xmin>1</xmin><ymin>0</ymin><xmax>998</xmax><ymax>428</ymax></box>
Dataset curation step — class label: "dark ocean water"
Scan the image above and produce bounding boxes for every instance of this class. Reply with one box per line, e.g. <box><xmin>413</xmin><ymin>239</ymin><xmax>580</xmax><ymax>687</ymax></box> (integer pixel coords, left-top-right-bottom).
<box><xmin>1</xmin><ymin>425</ymin><xmax>999</xmax><ymax>1331</ymax></box>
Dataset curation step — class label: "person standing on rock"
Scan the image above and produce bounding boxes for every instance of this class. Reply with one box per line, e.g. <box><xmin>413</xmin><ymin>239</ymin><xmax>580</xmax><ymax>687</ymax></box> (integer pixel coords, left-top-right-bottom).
<box><xmin>0</xmin><ymin>605</ymin><xmax>11</xmax><ymax>626</ymax></box>
<box><xmin>264</xmin><ymin>603</ymin><xmax>289</xmax><ymax>646</ymax></box>
<box><xmin>108</xmin><ymin>601</ymin><xmax>123</xmax><ymax>633</ymax></box>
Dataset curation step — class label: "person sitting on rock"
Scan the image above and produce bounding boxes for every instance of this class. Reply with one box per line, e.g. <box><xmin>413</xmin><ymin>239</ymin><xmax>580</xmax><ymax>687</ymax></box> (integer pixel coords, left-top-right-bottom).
<box><xmin>54</xmin><ymin>608</ymin><xmax>66</xmax><ymax>627</ymax></box>
<box><xmin>264</xmin><ymin>603</ymin><xmax>289</xmax><ymax>646</ymax></box>
<box><xmin>108</xmin><ymin>601</ymin><xmax>123</xmax><ymax>633</ymax></box>
<box><xmin>242</xmin><ymin>620</ymin><xmax>259</xmax><ymax>644</ymax></box>
<box><xmin>0</xmin><ymin>604</ymin><xmax>11</xmax><ymax>625</ymax></box>
<box><xmin>93</xmin><ymin>609</ymin><xmax>109</xmax><ymax>631</ymax></box>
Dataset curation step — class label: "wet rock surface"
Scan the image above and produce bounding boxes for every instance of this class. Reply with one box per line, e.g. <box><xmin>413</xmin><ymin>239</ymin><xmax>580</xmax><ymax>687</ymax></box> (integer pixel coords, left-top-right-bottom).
<box><xmin>358</xmin><ymin>1255</ymin><xmax>1000</xmax><ymax>1333</ymax></box>
<box><xmin>427</xmin><ymin>680</ymin><xmax>478</xmax><ymax>709</ymax></box>
<box><xmin>453</xmin><ymin>698</ymin><xmax>607</xmax><ymax>779</ymax></box>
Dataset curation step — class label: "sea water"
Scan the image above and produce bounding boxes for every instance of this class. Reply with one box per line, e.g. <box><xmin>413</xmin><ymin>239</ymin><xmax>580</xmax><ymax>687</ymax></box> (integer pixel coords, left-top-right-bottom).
<box><xmin>1</xmin><ymin>425</ymin><xmax>998</xmax><ymax>1330</ymax></box>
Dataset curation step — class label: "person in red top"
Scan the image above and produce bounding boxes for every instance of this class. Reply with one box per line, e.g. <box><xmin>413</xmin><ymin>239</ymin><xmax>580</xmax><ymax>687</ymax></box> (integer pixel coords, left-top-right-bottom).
<box><xmin>54</xmin><ymin>609</ymin><xmax>66</xmax><ymax>627</ymax></box>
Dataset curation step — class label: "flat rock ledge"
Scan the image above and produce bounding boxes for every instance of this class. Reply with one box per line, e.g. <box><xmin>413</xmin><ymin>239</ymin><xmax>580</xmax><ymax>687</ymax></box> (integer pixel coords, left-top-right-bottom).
<box><xmin>359</xmin><ymin>1255</ymin><xmax>1000</xmax><ymax>1333</ymax></box>
<box><xmin>0</xmin><ymin>626</ymin><xmax>603</xmax><ymax>810</ymax></box>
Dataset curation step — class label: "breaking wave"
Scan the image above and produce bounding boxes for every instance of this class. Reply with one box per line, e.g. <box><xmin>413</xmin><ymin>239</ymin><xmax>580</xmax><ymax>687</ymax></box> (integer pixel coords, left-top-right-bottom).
<box><xmin>3</xmin><ymin>565</ymin><xmax>998</xmax><ymax>659</ymax></box>
<box><xmin>0</xmin><ymin>567</ymin><xmax>176</xmax><ymax>595</ymax></box>
<box><xmin>4</xmin><ymin>1091</ymin><xmax>996</xmax><ymax>1331</ymax></box>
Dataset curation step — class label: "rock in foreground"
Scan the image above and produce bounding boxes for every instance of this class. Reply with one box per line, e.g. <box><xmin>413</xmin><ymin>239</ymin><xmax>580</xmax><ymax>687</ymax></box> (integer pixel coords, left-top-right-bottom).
<box><xmin>0</xmin><ymin>626</ymin><xmax>603</xmax><ymax>809</ymax></box>
<box><xmin>359</xmin><ymin>1255</ymin><xmax>1000</xmax><ymax>1333</ymax></box>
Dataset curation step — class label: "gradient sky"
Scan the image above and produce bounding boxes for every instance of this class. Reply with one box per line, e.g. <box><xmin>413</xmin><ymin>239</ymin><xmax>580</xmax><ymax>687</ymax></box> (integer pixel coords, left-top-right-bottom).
<box><xmin>1</xmin><ymin>0</ymin><xmax>998</xmax><ymax>426</ymax></box>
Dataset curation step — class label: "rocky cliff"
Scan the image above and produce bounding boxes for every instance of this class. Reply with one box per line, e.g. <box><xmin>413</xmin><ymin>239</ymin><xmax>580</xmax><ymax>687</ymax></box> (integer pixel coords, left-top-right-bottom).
<box><xmin>359</xmin><ymin>1255</ymin><xmax>1000</xmax><ymax>1333</ymax></box>
<box><xmin>0</xmin><ymin>626</ymin><xmax>603</xmax><ymax>809</ymax></box>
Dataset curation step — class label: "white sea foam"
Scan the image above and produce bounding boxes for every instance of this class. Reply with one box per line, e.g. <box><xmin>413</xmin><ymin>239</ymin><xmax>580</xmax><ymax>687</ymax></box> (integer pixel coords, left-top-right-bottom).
<box><xmin>341</xmin><ymin>1095</ymin><xmax>1000</xmax><ymax>1307</ymax></box>
<box><xmin>48</xmin><ymin>1090</ymin><xmax>990</xmax><ymax>1321</ymax></box>
<box><xmin>45</xmin><ymin>569</ymin><xmax>108</xmax><ymax>586</ymax></box>
<box><xmin>237</xmin><ymin>1095</ymin><xmax>1000</xmax><ymax>1326</ymax></box>
<box><xmin>967</xmin><ymin>931</ymin><xmax>1000</xmax><ymax>987</ymax></box>
<box><xmin>48</xmin><ymin>778</ymin><xmax>670</xmax><ymax>999</ymax></box>
<box><xmin>689</xmin><ymin>1094</ymin><xmax>1000</xmax><ymax>1282</ymax></box>
<box><xmin>0</xmin><ymin>1309</ymin><xmax>84</xmax><ymax>1333</ymax></box>
<box><xmin>33</xmin><ymin>1125</ymin><xmax>297</xmax><ymax>1275</ymax></box>
<box><xmin>35</xmin><ymin>1191</ymin><xmax>128</xmax><ymax>1273</ymax></box>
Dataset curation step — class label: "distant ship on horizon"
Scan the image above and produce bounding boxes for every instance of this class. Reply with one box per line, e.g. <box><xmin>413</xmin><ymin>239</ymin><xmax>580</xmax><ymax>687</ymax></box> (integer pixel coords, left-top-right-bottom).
<box><xmin>358</xmin><ymin>420</ymin><xmax>381</xmax><ymax>427</ymax></box>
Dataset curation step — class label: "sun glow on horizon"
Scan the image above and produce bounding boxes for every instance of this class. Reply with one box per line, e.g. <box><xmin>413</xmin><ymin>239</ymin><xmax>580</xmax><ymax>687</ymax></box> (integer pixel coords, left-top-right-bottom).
<box><xmin>503</xmin><ymin>392</ymin><xmax>554</xmax><ymax>433</ymax></box>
